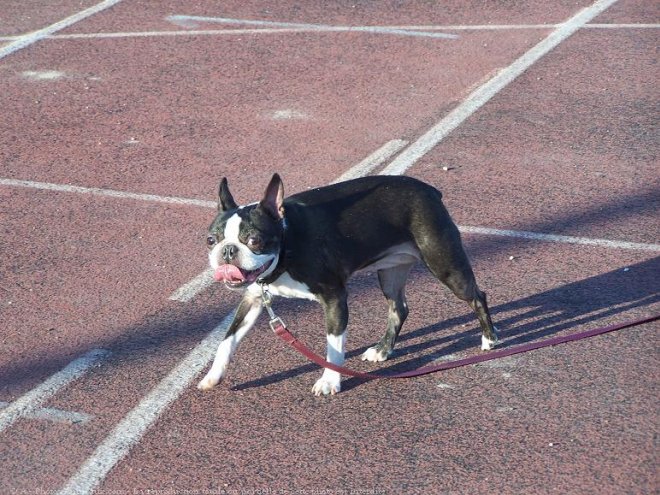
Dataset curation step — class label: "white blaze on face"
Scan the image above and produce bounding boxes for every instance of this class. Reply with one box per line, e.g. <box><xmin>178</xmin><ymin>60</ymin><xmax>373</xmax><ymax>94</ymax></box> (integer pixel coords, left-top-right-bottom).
<box><xmin>208</xmin><ymin>213</ymin><xmax>241</xmax><ymax>270</ymax></box>
<box><xmin>224</xmin><ymin>213</ymin><xmax>242</xmax><ymax>243</ymax></box>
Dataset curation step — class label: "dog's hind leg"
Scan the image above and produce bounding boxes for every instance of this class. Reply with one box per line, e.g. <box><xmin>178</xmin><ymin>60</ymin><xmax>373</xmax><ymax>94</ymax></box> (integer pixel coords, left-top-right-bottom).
<box><xmin>445</xmin><ymin>272</ymin><xmax>499</xmax><ymax>350</ymax></box>
<box><xmin>417</xmin><ymin>223</ymin><xmax>499</xmax><ymax>350</ymax></box>
<box><xmin>198</xmin><ymin>292</ymin><xmax>262</xmax><ymax>391</ymax></box>
<box><xmin>361</xmin><ymin>263</ymin><xmax>414</xmax><ymax>363</ymax></box>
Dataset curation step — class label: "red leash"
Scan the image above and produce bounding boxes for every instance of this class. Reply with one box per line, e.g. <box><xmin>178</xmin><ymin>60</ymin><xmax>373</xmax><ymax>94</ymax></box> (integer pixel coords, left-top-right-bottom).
<box><xmin>261</xmin><ymin>287</ymin><xmax>659</xmax><ymax>379</ymax></box>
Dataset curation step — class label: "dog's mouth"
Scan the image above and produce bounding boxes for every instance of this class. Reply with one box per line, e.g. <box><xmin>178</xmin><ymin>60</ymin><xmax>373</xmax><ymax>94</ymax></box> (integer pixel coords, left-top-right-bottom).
<box><xmin>213</xmin><ymin>259</ymin><xmax>274</xmax><ymax>287</ymax></box>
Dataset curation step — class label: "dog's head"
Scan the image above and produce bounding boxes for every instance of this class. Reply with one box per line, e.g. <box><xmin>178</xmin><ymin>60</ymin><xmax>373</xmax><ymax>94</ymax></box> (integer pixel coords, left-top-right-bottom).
<box><xmin>207</xmin><ymin>173</ymin><xmax>285</xmax><ymax>289</ymax></box>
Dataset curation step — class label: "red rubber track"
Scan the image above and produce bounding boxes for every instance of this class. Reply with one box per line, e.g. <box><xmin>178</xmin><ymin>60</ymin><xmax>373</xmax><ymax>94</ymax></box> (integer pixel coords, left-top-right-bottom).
<box><xmin>0</xmin><ymin>1</ymin><xmax>658</xmax><ymax>494</ymax></box>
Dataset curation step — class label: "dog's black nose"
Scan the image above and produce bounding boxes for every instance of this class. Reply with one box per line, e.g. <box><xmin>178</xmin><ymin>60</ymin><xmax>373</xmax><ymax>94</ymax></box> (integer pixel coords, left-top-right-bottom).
<box><xmin>222</xmin><ymin>244</ymin><xmax>239</xmax><ymax>262</ymax></box>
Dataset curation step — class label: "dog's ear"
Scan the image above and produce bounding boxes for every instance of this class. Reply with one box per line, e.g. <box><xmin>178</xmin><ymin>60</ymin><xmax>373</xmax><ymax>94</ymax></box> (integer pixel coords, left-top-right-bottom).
<box><xmin>259</xmin><ymin>173</ymin><xmax>284</xmax><ymax>219</ymax></box>
<box><xmin>218</xmin><ymin>177</ymin><xmax>238</xmax><ymax>212</ymax></box>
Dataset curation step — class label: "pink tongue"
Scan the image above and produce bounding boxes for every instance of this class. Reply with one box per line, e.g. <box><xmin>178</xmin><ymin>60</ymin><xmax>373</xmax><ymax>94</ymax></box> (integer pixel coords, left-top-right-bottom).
<box><xmin>214</xmin><ymin>264</ymin><xmax>246</xmax><ymax>283</ymax></box>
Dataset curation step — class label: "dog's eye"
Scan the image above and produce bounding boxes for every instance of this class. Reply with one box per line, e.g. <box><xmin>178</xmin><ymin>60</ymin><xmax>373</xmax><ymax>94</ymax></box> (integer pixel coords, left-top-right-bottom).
<box><xmin>246</xmin><ymin>237</ymin><xmax>262</xmax><ymax>249</ymax></box>
<box><xmin>206</xmin><ymin>235</ymin><xmax>217</xmax><ymax>247</ymax></box>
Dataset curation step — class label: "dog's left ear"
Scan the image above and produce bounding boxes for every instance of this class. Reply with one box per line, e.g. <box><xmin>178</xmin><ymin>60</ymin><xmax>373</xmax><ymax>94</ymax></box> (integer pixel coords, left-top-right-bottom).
<box><xmin>260</xmin><ymin>173</ymin><xmax>284</xmax><ymax>219</ymax></box>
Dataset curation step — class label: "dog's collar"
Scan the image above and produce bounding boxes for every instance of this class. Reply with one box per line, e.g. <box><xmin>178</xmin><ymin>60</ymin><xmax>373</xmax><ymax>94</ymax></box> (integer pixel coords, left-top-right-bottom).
<box><xmin>257</xmin><ymin>218</ymin><xmax>288</xmax><ymax>285</ymax></box>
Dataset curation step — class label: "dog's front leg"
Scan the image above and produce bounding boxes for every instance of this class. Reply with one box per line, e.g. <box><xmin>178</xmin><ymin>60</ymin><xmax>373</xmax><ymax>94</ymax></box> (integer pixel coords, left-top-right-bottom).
<box><xmin>312</xmin><ymin>290</ymin><xmax>348</xmax><ymax>396</ymax></box>
<box><xmin>198</xmin><ymin>292</ymin><xmax>262</xmax><ymax>391</ymax></box>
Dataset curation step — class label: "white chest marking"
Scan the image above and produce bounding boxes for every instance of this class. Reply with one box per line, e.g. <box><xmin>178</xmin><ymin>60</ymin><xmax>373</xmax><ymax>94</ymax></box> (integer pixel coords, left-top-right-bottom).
<box><xmin>267</xmin><ymin>272</ymin><xmax>317</xmax><ymax>301</ymax></box>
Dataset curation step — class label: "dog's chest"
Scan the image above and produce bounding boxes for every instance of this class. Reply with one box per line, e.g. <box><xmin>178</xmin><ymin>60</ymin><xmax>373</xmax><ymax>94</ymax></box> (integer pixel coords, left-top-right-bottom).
<box><xmin>266</xmin><ymin>272</ymin><xmax>318</xmax><ymax>301</ymax></box>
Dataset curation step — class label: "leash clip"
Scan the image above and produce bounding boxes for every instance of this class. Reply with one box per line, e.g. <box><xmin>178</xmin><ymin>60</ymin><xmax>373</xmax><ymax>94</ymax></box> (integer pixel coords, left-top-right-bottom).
<box><xmin>260</xmin><ymin>283</ymin><xmax>286</xmax><ymax>333</ymax></box>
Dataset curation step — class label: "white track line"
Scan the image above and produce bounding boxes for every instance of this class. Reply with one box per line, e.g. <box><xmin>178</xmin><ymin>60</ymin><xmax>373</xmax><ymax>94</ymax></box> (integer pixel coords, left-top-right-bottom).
<box><xmin>166</xmin><ymin>15</ymin><xmax>458</xmax><ymax>39</ymax></box>
<box><xmin>41</xmin><ymin>28</ymin><xmax>328</xmax><ymax>39</ymax></box>
<box><xmin>0</xmin><ymin>23</ymin><xmax>656</xmax><ymax>43</ymax></box>
<box><xmin>380</xmin><ymin>0</ymin><xmax>620</xmax><ymax>175</ymax></box>
<box><xmin>0</xmin><ymin>0</ymin><xmax>123</xmax><ymax>60</ymax></box>
<box><xmin>459</xmin><ymin>226</ymin><xmax>660</xmax><ymax>252</ymax></box>
<box><xmin>0</xmin><ymin>349</ymin><xmax>109</xmax><ymax>434</ymax></box>
<box><xmin>391</xmin><ymin>23</ymin><xmax>660</xmax><ymax>30</ymax></box>
<box><xmin>3</xmin><ymin>23</ymin><xmax>656</xmax><ymax>43</ymax></box>
<box><xmin>0</xmin><ymin>178</ymin><xmax>215</xmax><ymax>208</ymax></box>
<box><xmin>168</xmin><ymin>267</ymin><xmax>215</xmax><ymax>302</ymax></box>
<box><xmin>55</xmin><ymin>314</ymin><xmax>234</xmax><ymax>495</ymax></box>
<box><xmin>0</xmin><ymin>401</ymin><xmax>93</xmax><ymax>425</ymax></box>
<box><xmin>586</xmin><ymin>23</ymin><xmax>660</xmax><ymax>29</ymax></box>
<box><xmin>331</xmin><ymin>139</ymin><xmax>408</xmax><ymax>183</ymax></box>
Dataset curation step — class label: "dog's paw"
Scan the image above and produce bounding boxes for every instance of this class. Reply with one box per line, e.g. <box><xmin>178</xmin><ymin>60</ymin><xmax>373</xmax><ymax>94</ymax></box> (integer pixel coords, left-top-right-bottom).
<box><xmin>197</xmin><ymin>373</ymin><xmax>222</xmax><ymax>391</ymax></box>
<box><xmin>361</xmin><ymin>346</ymin><xmax>389</xmax><ymax>363</ymax></box>
<box><xmin>312</xmin><ymin>376</ymin><xmax>341</xmax><ymax>396</ymax></box>
<box><xmin>481</xmin><ymin>328</ymin><xmax>500</xmax><ymax>351</ymax></box>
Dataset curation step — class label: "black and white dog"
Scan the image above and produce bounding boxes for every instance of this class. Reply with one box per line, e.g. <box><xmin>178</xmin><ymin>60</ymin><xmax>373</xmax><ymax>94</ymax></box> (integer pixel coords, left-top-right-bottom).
<box><xmin>198</xmin><ymin>174</ymin><xmax>498</xmax><ymax>395</ymax></box>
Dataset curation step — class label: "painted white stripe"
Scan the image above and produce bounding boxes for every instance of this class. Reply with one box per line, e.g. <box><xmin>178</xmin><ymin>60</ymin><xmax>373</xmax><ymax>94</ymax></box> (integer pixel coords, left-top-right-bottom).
<box><xmin>332</xmin><ymin>139</ymin><xmax>408</xmax><ymax>183</ymax></box>
<box><xmin>0</xmin><ymin>401</ymin><xmax>93</xmax><ymax>425</ymax></box>
<box><xmin>29</xmin><ymin>406</ymin><xmax>93</xmax><ymax>424</ymax></box>
<box><xmin>586</xmin><ymin>23</ymin><xmax>660</xmax><ymax>29</ymax></box>
<box><xmin>168</xmin><ymin>268</ymin><xmax>215</xmax><ymax>302</ymax></box>
<box><xmin>37</xmin><ymin>28</ymin><xmax>334</xmax><ymax>39</ymax></box>
<box><xmin>56</xmin><ymin>314</ymin><xmax>234</xmax><ymax>495</ymax></box>
<box><xmin>166</xmin><ymin>15</ymin><xmax>458</xmax><ymax>39</ymax></box>
<box><xmin>380</xmin><ymin>0</ymin><xmax>620</xmax><ymax>175</ymax></box>
<box><xmin>0</xmin><ymin>349</ymin><xmax>109</xmax><ymax>433</ymax></box>
<box><xmin>0</xmin><ymin>178</ymin><xmax>215</xmax><ymax>208</ymax></box>
<box><xmin>0</xmin><ymin>0</ymin><xmax>123</xmax><ymax>60</ymax></box>
<box><xmin>0</xmin><ymin>23</ymin><xmax>656</xmax><ymax>43</ymax></box>
<box><xmin>395</xmin><ymin>24</ymin><xmax>555</xmax><ymax>31</ymax></box>
<box><xmin>392</xmin><ymin>23</ymin><xmax>660</xmax><ymax>30</ymax></box>
<box><xmin>459</xmin><ymin>226</ymin><xmax>660</xmax><ymax>251</ymax></box>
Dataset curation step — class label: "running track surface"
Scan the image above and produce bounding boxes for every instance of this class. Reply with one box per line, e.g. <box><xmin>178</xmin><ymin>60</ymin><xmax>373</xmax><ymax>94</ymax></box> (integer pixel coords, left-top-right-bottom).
<box><xmin>0</xmin><ymin>1</ymin><xmax>658</xmax><ymax>494</ymax></box>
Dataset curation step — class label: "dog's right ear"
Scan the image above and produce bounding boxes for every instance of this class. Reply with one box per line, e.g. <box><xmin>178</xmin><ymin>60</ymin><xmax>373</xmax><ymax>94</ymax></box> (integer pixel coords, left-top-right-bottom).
<box><xmin>218</xmin><ymin>178</ymin><xmax>238</xmax><ymax>212</ymax></box>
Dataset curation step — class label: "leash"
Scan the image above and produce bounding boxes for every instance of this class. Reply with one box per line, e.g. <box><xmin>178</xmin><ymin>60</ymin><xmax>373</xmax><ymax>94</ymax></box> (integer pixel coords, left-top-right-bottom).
<box><xmin>260</xmin><ymin>285</ymin><xmax>659</xmax><ymax>380</ymax></box>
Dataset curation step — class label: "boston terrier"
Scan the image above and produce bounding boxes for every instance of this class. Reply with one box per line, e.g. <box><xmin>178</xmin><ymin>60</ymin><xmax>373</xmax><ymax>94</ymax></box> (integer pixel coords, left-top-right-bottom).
<box><xmin>198</xmin><ymin>174</ymin><xmax>499</xmax><ymax>395</ymax></box>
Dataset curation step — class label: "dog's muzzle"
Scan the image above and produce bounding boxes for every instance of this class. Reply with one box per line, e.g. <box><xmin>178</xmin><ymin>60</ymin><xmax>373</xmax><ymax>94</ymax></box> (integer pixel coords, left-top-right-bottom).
<box><xmin>214</xmin><ymin>259</ymin><xmax>274</xmax><ymax>287</ymax></box>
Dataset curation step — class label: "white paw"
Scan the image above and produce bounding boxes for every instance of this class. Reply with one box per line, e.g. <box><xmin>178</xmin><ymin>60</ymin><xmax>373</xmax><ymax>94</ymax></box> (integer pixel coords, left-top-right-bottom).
<box><xmin>197</xmin><ymin>373</ymin><xmax>222</xmax><ymax>391</ymax></box>
<box><xmin>312</xmin><ymin>376</ymin><xmax>341</xmax><ymax>396</ymax></box>
<box><xmin>361</xmin><ymin>346</ymin><xmax>389</xmax><ymax>362</ymax></box>
<box><xmin>481</xmin><ymin>328</ymin><xmax>500</xmax><ymax>351</ymax></box>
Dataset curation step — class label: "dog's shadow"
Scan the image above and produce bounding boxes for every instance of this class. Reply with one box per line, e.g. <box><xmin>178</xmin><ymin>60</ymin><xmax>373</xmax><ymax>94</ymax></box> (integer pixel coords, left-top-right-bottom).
<box><xmin>232</xmin><ymin>256</ymin><xmax>659</xmax><ymax>393</ymax></box>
